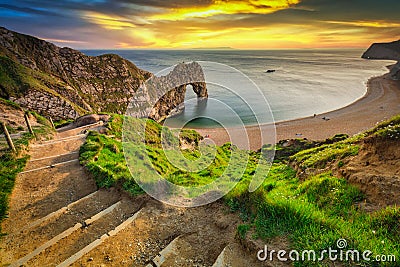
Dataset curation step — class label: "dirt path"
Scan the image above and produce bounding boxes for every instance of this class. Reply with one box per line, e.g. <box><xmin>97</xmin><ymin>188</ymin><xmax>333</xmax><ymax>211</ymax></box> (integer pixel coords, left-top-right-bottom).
<box><xmin>0</xmin><ymin>124</ymin><xmax>289</xmax><ymax>266</ymax></box>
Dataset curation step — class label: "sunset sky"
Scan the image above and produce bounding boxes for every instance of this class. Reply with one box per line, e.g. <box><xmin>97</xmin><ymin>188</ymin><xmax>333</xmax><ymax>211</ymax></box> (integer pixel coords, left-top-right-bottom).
<box><xmin>0</xmin><ymin>0</ymin><xmax>399</xmax><ymax>49</ymax></box>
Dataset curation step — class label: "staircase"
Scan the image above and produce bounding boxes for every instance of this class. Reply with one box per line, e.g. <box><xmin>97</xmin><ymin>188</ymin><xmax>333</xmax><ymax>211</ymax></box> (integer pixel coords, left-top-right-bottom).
<box><xmin>0</xmin><ymin>123</ymin><xmax>278</xmax><ymax>267</ymax></box>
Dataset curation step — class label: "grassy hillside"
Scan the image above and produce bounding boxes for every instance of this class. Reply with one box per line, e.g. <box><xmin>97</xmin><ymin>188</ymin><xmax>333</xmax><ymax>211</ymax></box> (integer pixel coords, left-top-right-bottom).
<box><xmin>80</xmin><ymin>114</ymin><xmax>400</xmax><ymax>266</ymax></box>
<box><xmin>0</xmin><ymin>56</ymin><xmax>59</xmax><ymax>98</ymax></box>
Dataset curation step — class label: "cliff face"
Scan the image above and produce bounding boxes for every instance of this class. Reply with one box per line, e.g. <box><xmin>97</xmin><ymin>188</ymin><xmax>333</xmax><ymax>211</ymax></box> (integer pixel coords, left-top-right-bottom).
<box><xmin>0</xmin><ymin>27</ymin><xmax>151</xmax><ymax>119</ymax></box>
<box><xmin>362</xmin><ymin>40</ymin><xmax>400</xmax><ymax>60</ymax></box>
<box><xmin>389</xmin><ymin>62</ymin><xmax>400</xmax><ymax>80</ymax></box>
<box><xmin>362</xmin><ymin>40</ymin><xmax>400</xmax><ymax>80</ymax></box>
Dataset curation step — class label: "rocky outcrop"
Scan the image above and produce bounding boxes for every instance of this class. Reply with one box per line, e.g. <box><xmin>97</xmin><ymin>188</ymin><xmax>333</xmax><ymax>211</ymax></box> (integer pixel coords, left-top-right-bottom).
<box><xmin>362</xmin><ymin>40</ymin><xmax>400</xmax><ymax>80</ymax></box>
<box><xmin>389</xmin><ymin>61</ymin><xmax>400</xmax><ymax>80</ymax></box>
<box><xmin>0</xmin><ymin>27</ymin><xmax>151</xmax><ymax>119</ymax></box>
<box><xmin>0</xmin><ymin>27</ymin><xmax>208</xmax><ymax>121</ymax></box>
<box><xmin>362</xmin><ymin>40</ymin><xmax>400</xmax><ymax>60</ymax></box>
<box><xmin>10</xmin><ymin>89</ymin><xmax>79</xmax><ymax>120</ymax></box>
<box><xmin>128</xmin><ymin>62</ymin><xmax>208</xmax><ymax>122</ymax></box>
<box><xmin>74</xmin><ymin>114</ymin><xmax>111</xmax><ymax>127</ymax></box>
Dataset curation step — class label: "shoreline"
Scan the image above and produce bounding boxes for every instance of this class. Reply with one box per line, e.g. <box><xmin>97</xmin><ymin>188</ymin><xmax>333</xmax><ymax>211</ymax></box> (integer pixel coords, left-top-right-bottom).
<box><xmin>194</xmin><ymin>72</ymin><xmax>400</xmax><ymax>150</ymax></box>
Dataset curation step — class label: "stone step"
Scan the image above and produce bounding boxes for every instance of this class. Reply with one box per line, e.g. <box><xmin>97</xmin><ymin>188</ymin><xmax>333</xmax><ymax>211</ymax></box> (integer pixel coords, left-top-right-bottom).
<box><xmin>30</xmin><ymin>151</ymin><xmax>79</xmax><ymax>162</ymax></box>
<box><xmin>69</xmin><ymin>201</ymin><xmax>240</xmax><ymax>267</ymax></box>
<box><xmin>22</xmin><ymin>190</ymin><xmax>99</xmax><ymax>232</ymax></box>
<box><xmin>212</xmin><ymin>245</ymin><xmax>231</xmax><ymax>267</ymax></box>
<box><xmin>56</xmin><ymin>121</ymin><xmax>103</xmax><ymax>139</ymax></box>
<box><xmin>212</xmin><ymin>243</ymin><xmax>268</xmax><ymax>267</ymax></box>
<box><xmin>3</xmin><ymin>160</ymin><xmax>97</xmax><ymax>234</ymax></box>
<box><xmin>57</xmin><ymin>208</ymin><xmax>143</xmax><ymax>267</ymax></box>
<box><xmin>32</xmin><ymin>134</ymin><xmax>86</xmax><ymax>147</ymax></box>
<box><xmin>29</xmin><ymin>140</ymin><xmax>84</xmax><ymax>158</ymax></box>
<box><xmin>24</xmin><ymin>198</ymin><xmax>141</xmax><ymax>266</ymax></box>
<box><xmin>8</xmin><ymin>201</ymin><xmax>122</xmax><ymax>267</ymax></box>
<box><xmin>68</xmin><ymin>202</ymin><xmax>177</xmax><ymax>267</ymax></box>
<box><xmin>147</xmin><ymin>233</ymin><xmax>218</xmax><ymax>267</ymax></box>
<box><xmin>26</xmin><ymin>151</ymin><xmax>80</xmax><ymax>171</ymax></box>
<box><xmin>2</xmin><ymin>189</ymin><xmax>120</xmax><ymax>262</ymax></box>
<box><xmin>152</xmin><ymin>236</ymin><xmax>183</xmax><ymax>267</ymax></box>
<box><xmin>20</xmin><ymin>158</ymin><xmax>80</xmax><ymax>174</ymax></box>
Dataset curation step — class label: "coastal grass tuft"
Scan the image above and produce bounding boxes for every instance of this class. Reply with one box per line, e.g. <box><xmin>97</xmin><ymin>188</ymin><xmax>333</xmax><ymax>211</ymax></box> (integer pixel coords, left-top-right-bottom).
<box><xmin>290</xmin><ymin>137</ymin><xmax>360</xmax><ymax>169</ymax></box>
<box><xmin>0</xmin><ymin>97</ymin><xmax>22</xmax><ymax>110</ymax></box>
<box><xmin>0</xmin><ymin>153</ymin><xmax>29</xmax><ymax>233</ymax></box>
<box><xmin>296</xmin><ymin>172</ymin><xmax>364</xmax><ymax>217</ymax></box>
<box><xmin>226</xmin><ymin>165</ymin><xmax>399</xmax><ymax>266</ymax></box>
<box><xmin>80</xmin><ymin>115</ymin><xmax>232</xmax><ymax>190</ymax></box>
<box><xmin>54</xmin><ymin>119</ymin><xmax>74</xmax><ymax>129</ymax></box>
<box><xmin>366</xmin><ymin>114</ymin><xmax>400</xmax><ymax>136</ymax></box>
<box><xmin>79</xmin><ymin>131</ymin><xmax>142</xmax><ymax>193</ymax></box>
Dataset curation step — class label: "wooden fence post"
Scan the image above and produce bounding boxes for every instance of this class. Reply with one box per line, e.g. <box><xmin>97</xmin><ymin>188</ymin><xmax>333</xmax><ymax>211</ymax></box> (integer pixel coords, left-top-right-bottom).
<box><xmin>49</xmin><ymin>117</ymin><xmax>56</xmax><ymax>129</ymax></box>
<box><xmin>24</xmin><ymin>112</ymin><xmax>34</xmax><ymax>135</ymax></box>
<box><xmin>1</xmin><ymin>122</ymin><xmax>16</xmax><ymax>153</ymax></box>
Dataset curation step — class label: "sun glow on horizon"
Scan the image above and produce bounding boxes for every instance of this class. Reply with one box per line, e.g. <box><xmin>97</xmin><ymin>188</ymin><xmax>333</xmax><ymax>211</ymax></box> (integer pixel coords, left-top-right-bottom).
<box><xmin>325</xmin><ymin>20</ymin><xmax>400</xmax><ymax>28</ymax></box>
<box><xmin>75</xmin><ymin>0</ymin><xmax>400</xmax><ymax>49</ymax></box>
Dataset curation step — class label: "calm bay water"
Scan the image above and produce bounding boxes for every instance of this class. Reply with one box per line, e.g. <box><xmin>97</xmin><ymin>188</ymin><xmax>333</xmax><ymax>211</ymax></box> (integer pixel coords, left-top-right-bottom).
<box><xmin>83</xmin><ymin>49</ymin><xmax>393</xmax><ymax>127</ymax></box>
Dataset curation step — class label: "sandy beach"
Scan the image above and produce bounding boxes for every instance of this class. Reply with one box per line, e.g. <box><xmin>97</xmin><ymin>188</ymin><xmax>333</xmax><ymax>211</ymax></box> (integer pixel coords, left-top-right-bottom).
<box><xmin>195</xmin><ymin>72</ymin><xmax>400</xmax><ymax>150</ymax></box>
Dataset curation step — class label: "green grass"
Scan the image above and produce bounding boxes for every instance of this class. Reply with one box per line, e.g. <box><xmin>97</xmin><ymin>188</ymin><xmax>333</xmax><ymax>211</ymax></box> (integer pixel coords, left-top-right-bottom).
<box><xmin>290</xmin><ymin>136</ymin><xmax>361</xmax><ymax>169</ymax></box>
<box><xmin>366</xmin><ymin>114</ymin><xmax>400</xmax><ymax>137</ymax></box>
<box><xmin>262</xmin><ymin>139</ymin><xmax>315</xmax><ymax>162</ymax></box>
<box><xmin>225</xmin><ymin>165</ymin><xmax>398</xmax><ymax>266</ymax></box>
<box><xmin>0</xmin><ymin>97</ymin><xmax>22</xmax><ymax>110</ymax></box>
<box><xmin>0</xmin><ymin>153</ymin><xmax>28</xmax><ymax>226</ymax></box>
<box><xmin>79</xmin><ymin>131</ymin><xmax>142</xmax><ymax>195</ymax></box>
<box><xmin>0</xmin><ymin>55</ymin><xmax>64</xmax><ymax>98</ymax></box>
<box><xmin>79</xmin><ymin>113</ymin><xmax>400</xmax><ymax>266</ymax></box>
<box><xmin>370</xmin><ymin>121</ymin><xmax>400</xmax><ymax>140</ymax></box>
<box><xmin>296</xmin><ymin>172</ymin><xmax>364</xmax><ymax>217</ymax></box>
<box><xmin>54</xmin><ymin>119</ymin><xmax>74</xmax><ymax>129</ymax></box>
<box><xmin>80</xmin><ymin>115</ymin><xmax>232</xmax><ymax>192</ymax></box>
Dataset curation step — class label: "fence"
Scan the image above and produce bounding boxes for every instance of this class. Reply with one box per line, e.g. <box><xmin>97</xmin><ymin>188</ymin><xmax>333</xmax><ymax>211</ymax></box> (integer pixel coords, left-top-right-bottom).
<box><xmin>0</xmin><ymin>112</ymin><xmax>55</xmax><ymax>153</ymax></box>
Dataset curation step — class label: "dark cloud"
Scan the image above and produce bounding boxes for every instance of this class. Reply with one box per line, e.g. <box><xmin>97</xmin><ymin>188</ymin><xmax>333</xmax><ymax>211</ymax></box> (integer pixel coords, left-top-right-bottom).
<box><xmin>0</xmin><ymin>3</ymin><xmax>61</xmax><ymax>16</ymax></box>
<box><xmin>297</xmin><ymin>0</ymin><xmax>400</xmax><ymax>21</ymax></box>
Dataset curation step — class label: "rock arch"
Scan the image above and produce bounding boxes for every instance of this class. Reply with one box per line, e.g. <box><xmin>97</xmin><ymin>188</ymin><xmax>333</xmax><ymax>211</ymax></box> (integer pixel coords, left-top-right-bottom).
<box><xmin>128</xmin><ymin>62</ymin><xmax>208</xmax><ymax>122</ymax></box>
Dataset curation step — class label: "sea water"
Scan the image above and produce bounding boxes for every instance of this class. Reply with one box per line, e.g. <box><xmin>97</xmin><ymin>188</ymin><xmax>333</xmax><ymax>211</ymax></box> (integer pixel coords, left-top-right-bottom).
<box><xmin>83</xmin><ymin>49</ymin><xmax>393</xmax><ymax>128</ymax></box>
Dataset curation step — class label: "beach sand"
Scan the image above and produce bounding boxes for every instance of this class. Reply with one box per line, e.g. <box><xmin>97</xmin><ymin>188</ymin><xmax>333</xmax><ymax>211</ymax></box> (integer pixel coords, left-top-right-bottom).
<box><xmin>194</xmin><ymin>73</ymin><xmax>400</xmax><ymax>150</ymax></box>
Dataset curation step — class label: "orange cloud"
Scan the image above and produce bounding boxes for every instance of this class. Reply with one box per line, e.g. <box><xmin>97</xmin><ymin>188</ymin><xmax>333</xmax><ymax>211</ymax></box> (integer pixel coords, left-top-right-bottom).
<box><xmin>325</xmin><ymin>20</ymin><xmax>400</xmax><ymax>28</ymax></box>
<box><xmin>82</xmin><ymin>11</ymin><xmax>136</xmax><ymax>30</ymax></box>
<box><xmin>78</xmin><ymin>1</ymin><xmax>400</xmax><ymax>49</ymax></box>
<box><xmin>149</xmin><ymin>0</ymin><xmax>301</xmax><ymax>21</ymax></box>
